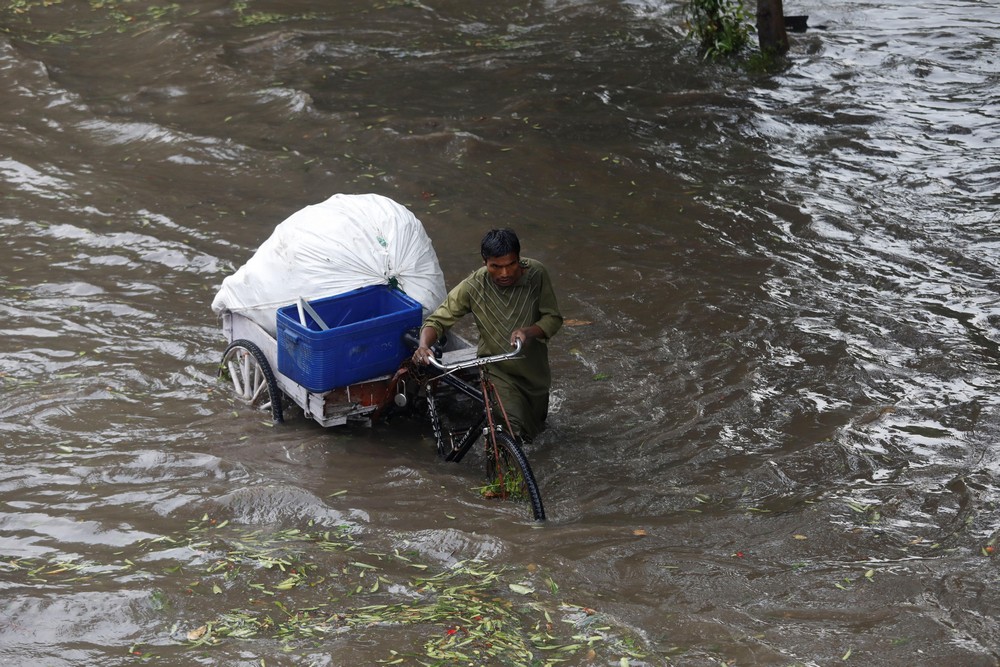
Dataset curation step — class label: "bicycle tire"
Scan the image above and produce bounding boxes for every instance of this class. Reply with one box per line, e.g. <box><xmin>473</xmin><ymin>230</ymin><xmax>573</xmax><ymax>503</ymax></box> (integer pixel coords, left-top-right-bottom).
<box><xmin>483</xmin><ymin>431</ymin><xmax>546</xmax><ymax>521</ymax></box>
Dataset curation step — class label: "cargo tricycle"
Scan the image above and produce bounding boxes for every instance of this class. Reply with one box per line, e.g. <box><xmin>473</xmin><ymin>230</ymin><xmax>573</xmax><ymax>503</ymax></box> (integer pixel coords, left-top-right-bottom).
<box><xmin>218</xmin><ymin>285</ymin><xmax>546</xmax><ymax>521</ymax></box>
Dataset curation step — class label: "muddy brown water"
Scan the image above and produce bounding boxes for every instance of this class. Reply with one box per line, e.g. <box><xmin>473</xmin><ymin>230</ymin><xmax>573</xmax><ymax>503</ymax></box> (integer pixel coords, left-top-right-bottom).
<box><xmin>1</xmin><ymin>1</ymin><xmax>999</xmax><ymax>665</ymax></box>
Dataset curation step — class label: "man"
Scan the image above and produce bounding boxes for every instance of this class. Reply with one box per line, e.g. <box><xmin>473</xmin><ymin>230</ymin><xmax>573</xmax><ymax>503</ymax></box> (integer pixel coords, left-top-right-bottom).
<box><xmin>411</xmin><ymin>228</ymin><xmax>562</xmax><ymax>440</ymax></box>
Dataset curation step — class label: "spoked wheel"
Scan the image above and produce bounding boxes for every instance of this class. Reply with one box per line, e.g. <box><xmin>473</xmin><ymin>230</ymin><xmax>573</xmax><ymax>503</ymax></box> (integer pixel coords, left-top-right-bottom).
<box><xmin>481</xmin><ymin>431</ymin><xmax>545</xmax><ymax>521</ymax></box>
<box><xmin>220</xmin><ymin>339</ymin><xmax>283</xmax><ymax>423</ymax></box>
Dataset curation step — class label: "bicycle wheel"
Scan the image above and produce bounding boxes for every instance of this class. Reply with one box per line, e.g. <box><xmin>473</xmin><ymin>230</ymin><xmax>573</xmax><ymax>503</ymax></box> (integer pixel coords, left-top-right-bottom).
<box><xmin>481</xmin><ymin>430</ymin><xmax>545</xmax><ymax>521</ymax></box>
<box><xmin>220</xmin><ymin>339</ymin><xmax>283</xmax><ymax>423</ymax></box>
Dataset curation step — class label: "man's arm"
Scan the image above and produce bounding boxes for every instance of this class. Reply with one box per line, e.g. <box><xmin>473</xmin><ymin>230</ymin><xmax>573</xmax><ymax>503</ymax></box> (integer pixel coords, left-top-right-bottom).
<box><xmin>411</xmin><ymin>275</ymin><xmax>473</xmax><ymax>365</ymax></box>
<box><xmin>412</xmin><ymin>326</ymin><xmax>439</xmax><ymax>365</ymax></box>
<box><xmin>511</xmin><ymin>262</ymin><xmax>562</xmax><ymax>347</ymax></box>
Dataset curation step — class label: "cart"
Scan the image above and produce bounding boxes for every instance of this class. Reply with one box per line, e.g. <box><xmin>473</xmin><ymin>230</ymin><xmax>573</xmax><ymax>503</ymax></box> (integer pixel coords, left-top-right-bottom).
<box><xmin>219</xmin><ymin>306</ymin><xmax>475</xmax><ymax>427</ymax></box>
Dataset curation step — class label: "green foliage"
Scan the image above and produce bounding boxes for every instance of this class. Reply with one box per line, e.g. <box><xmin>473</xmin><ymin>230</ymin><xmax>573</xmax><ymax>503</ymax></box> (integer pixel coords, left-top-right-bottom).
<box><xmin>685</xmin><ymin>0</ymin><xmax>753</xmax><ymax>60</ymax></box>
<box><xmin>231</xmin><ymin>0</ymin><xmax>315</xmax><ymax>27</ymax></box>
<box><xmin>745</xmin><ymin>48</ymin><xmax>786</xmax><ymax>74</ymax></box>
<box><xmin>477</xmin><ymin>468</ymin><xmax>529</xmax><ymax>501</ymax></box>
<box><xmin>2</xmin><ymin>1</ymin><xmax>189</xmax><ymax>44</ymax></box>
<box><xmin>2</xmin><ymin>517</ymin><xmax>651</xmax><ymax>664</ymax></box>
<box><xmin>2</xmin><ymin>1</ymin><xmax>313</xmax><ymax>43</ymax></box>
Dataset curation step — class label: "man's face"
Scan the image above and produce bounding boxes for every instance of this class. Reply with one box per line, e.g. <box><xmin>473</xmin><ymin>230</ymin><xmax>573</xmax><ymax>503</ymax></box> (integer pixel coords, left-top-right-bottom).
<box><xmin>484</xmin><ymin>252</ymin><xmax>523</xmax><ymax>288</ymax></box>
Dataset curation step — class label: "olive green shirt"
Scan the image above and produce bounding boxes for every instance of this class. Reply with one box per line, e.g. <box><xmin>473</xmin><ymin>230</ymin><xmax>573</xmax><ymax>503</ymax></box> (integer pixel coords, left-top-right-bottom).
<box><xmin>423</xmin><ymin>258</ymin><xmax>563</xmax><ymax>400</ymax></box>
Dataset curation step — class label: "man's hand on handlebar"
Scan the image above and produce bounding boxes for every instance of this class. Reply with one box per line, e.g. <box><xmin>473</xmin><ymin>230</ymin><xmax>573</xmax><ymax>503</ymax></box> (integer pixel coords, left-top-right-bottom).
<box><xmin>509</xmin><ymin>324</ymin><xmax>545</xmax><ymax>348</ymax></box>
<box><xmin>411</xmin><ymin>326</ymin><xmax>440</xmax><ymax>366</ymax></box>
<box><xmin>412</xmin><ymin>344</ymin><xmax>434</xmax><ymax>365</ymax></box>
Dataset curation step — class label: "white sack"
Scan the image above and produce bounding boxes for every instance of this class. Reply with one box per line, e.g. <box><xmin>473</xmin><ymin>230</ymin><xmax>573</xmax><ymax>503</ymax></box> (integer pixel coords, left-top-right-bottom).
<box><xmin>211</xmin><ymin>193</ymin><xmax>446</xmax><ymax>335</ymax></box>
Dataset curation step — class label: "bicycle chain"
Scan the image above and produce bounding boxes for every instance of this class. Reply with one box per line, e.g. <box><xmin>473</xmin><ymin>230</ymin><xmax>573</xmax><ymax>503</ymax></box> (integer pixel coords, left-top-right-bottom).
<box><xmin>425</xmin><ymin>383</ymin><xmax>448</xmax><ymax>457</ymax></box>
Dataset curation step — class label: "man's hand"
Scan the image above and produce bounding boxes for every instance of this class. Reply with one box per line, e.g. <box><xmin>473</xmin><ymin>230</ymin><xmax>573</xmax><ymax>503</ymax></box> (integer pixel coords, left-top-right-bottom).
<box><xmin>412</xmin><ymin>326</ymin><xmax>440</xmax><ymax>365</ymax></box>
<box><xmin>510</xmin><ymin>325</ymin><xmax>545</xmax><ymax>347</ymax></box>
<box><xmin>412</xmin><ymin>345</ymin><xmax>434</xmax><ymax>365</ymax></box>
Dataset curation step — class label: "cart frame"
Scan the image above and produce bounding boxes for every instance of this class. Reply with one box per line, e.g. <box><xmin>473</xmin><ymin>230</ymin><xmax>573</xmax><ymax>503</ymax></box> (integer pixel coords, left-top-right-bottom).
<box><xmin>221</xmin><ymin>311</ymin><xmax>475</xmax><ymax>427</ymax></box>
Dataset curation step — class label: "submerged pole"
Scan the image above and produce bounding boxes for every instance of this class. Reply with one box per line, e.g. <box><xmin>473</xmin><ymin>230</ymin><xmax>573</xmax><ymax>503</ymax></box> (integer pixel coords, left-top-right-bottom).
<box><xmin>756</xmin><ymin>0</ymin><xmax>790</xmax><ymax>55</ymax></box>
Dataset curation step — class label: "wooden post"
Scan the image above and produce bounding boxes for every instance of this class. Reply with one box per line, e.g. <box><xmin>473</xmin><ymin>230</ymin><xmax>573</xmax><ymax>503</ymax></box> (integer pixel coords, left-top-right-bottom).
<box><xmin>756</xmin><ymin>0</ymin><xmax>790</xmax><ymax>55</ymax></box>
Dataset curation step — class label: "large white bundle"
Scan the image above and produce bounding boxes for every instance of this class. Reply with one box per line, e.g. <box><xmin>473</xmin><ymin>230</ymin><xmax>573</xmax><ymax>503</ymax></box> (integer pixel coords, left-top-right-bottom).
<box><xmin>211</xmin><ymin>193</ymin><xmax>446</xmax><ymax>335</ymax></box>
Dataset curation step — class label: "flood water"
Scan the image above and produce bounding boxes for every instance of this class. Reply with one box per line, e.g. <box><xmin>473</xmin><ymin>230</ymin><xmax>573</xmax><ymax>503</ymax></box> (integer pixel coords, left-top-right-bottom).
<box><xmin>2</xmin><ymin>0</ymin><xmax>999</xmax><ymax>665</ymax></box>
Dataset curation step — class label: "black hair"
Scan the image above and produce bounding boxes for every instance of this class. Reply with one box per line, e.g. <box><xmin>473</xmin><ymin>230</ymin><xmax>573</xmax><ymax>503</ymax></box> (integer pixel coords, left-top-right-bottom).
<box><xmin>480</xmin><ymin>228</ymin><xmax>520</xmax><ymax>260</ymax></box>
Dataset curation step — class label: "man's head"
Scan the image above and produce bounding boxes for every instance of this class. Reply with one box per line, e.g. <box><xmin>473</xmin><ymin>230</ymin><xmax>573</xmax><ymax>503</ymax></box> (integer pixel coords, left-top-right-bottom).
<box><xmin>480</xmin><ymin>228</ymin><xmax>524</xmax><ymax>288</ymax></box>
<box><xmin>480</xmin><ymin>228</ymin><xmax>520</xmax><ymax>261</ymax></box>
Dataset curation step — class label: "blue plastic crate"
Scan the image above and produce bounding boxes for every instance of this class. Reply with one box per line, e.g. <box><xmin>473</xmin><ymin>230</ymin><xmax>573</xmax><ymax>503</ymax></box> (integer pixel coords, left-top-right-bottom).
<box><xmin>276</xmin><ymin>285</ymin><xmax>422</xmax><ymax>392</ymax></box>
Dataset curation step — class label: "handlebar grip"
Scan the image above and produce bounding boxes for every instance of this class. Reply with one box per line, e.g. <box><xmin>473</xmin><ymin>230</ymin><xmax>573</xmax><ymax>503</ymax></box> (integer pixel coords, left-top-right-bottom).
<box><xmin>402</xmin><ymin>327</ymin><xmax>444</xmax><ymax>359</ymax></box>
<box><xmin>402</xmin><ymin>328</ymin><xmax>421</xmax><ymax>350</ymax></box>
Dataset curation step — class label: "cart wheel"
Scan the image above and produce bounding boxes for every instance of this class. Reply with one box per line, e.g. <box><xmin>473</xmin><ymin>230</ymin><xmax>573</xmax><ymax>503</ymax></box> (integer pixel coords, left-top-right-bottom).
<box><xmin>220</xmin><ymin>339</ymin><xmax>283</xmax><ymax>423</ymax></box>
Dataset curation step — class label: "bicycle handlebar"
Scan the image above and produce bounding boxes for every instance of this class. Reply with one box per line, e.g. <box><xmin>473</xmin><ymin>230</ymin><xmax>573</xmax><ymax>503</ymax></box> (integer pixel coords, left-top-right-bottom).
<box><xmin>428</xmin><ymin>339</ymin><xmax>522</xmax><ymax>372</ymax></box>
<box><xmin>403</xmin><ymin>329</ymin><xmax>522</xmax><ymax>373</ymax></box>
